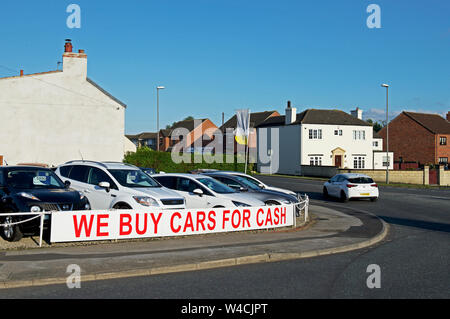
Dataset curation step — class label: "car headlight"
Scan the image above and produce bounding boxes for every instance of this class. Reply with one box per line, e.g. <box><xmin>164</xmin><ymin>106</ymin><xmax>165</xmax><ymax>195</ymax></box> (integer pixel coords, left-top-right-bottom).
<box><xmin>232</xmin><ymin>201</ymin><xmax>251</xmax><ymax>207</ymax></box>
<box><xmin>30</xmin><ymin>206</ymin><xmax>41</xmax><ymax>213</ymax></box>
<box><xmin>19</xmin><ymin>192</ymin><xmax>40</xmax><ymax>201</ymax></box>
<box><xmin>133</xmin><ymin>196</ymin><xmax>159</xmax><ymax>207</ymax></box>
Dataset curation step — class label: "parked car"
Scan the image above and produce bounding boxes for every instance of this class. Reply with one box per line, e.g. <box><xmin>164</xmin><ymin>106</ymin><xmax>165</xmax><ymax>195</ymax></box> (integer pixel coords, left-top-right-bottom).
<box><xmin>0</xmin><ymin>166</ymin><xmax>89</xmax><ymax>242</ymax></box>
<box><xmin>140</xmin><ymin>167</ymin><xmax>157</xmax><ymax>176</ymax></box>
<box><xmin>202</xmin><ymin>172</ymin><xmax>299</xmax><ymax>206</ymax></box>
<box><xmin>55</xmin><ymin>161</ymin><xmax>185</xmax><ymax>210</ymax></box>
<box><xmin>152</xmin><ymin>173</ymin><xmax>265</xmax><ymax>208</ymax></box>
<box><xmin>323</xmin><ymin>173</ymin><xmax>379</xmax><ymax>202</ymax></box>
<box><xmin>206</xmin><ymin>171</ymin><xmax>298</xmax><ymax>197</ymax></box>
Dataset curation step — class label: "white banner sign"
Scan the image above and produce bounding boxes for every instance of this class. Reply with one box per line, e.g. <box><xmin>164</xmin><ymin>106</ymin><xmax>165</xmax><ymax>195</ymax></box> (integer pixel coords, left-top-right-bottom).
<box><xmin>50</xmin><ymin>205</ymin><xmax>294</xmax><ymax>243</ymax></box>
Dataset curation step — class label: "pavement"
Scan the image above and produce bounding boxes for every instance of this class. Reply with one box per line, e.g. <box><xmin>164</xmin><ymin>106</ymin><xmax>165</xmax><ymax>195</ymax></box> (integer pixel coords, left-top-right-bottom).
<box><xmin>0</xmin><ymin>204</ymin><xmax>388</xmax><ymax>289</ymax></box>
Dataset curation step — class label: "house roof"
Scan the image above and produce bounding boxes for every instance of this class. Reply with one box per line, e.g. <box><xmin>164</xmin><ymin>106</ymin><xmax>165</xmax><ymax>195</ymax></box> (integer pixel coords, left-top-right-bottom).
<box><xmin>402</xmin><ymin>111</ymin><xmax>450</xmax><ymax>134</ymax></box>
<box><xmin>220</xmin><ymin>111</ymin><xmax>279</xmax><ymax>132</ymax></box>
<box><xmin>257</xmin><ymin>109</ymin><xmax>372</xmax><ymax>128</ymax></box>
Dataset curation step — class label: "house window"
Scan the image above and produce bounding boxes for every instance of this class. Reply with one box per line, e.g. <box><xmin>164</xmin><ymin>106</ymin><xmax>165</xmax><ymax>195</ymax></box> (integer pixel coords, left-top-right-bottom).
<box><xmin>309</xmin><ymin>129</ymin><xmax>322</xmax><ymax>140</ymax></box>
<box><xmin>353</xmin><ymin>156</ymin><xmax>365</xmax><ymax>169</ymax></box>
<box><xmin>334</xmin><ymin>129</ymin><xmax>342</xmax><ymax>136</ymax></box>
<box><xmin>373</xmin><ymin>141</ymin><xmax>379</xmax><ymax>147</ymax></box>
<box><xmin>440</xmin><ymin>137</ymin><xmax>447</xmax><ymax>145</ymax></box>
<box><xmin>353</xmin><ymin>130</ymin><xmax>366</xmax><ymax>140</ymax></box>
<box><xmin>439</xmin><ymin>157</ymin><xmax>448</xmax><ymax>164</ymax></box>
<box><xmin>309</xmin><ymin>156</ymin><xmax>322</xmax><ymax>166</ymax></box>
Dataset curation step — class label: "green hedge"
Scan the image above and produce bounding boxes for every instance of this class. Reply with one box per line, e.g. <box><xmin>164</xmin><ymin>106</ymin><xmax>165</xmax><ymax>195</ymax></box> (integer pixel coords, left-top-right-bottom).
<box><xmin>124</xmin><ymin>147</ymin><xmax>255</xmax><ymax>173</ymax></box>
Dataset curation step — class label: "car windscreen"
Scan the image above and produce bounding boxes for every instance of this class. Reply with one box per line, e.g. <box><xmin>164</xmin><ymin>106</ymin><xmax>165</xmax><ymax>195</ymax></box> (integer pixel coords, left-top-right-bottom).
<box><xmin>6</xmin><ymin>168</ymin><xmax>65</xmax><ymax>189</ymax></box>
<box><xmin>347</xmin><ymin>177</ymin><xmax>374</xmax><ymax>184</ymax></box>
<box><xmin>108</xmin><ymin>169</ymin><xmax>161</xmax><ymax>188</ymax></box>
<box><xmin>236</xmin><ymin>175</ymin><xmax>264</xmax><ymax>189</ymax></box>
<box><xmin>197</xmin><ymin>177</ymin><xmax>236</xmax><ymax>194</ymax></box>
<box><xmin>232</xmin><ymin>176</ymin><xmax>261</xmax><ymax>190</ymax></box>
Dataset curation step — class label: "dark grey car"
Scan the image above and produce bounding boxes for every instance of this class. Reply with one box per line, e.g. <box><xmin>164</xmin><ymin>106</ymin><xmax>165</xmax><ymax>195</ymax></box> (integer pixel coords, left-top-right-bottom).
<box><xmin>202</xmin><ymin>172</ymin><xmax>299</xmax><ymax>206</ymax></box>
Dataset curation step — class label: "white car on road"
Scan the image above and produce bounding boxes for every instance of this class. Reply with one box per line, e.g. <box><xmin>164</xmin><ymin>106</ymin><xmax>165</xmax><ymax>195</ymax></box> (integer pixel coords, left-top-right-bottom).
<box><xmin>55</xmin><ymin>161</ymin><xmax>186</xmax><ymax>210</ymax></box>
<box><xmin>153</xmin><ymin>173</ymin><xmax>265</xmax><ymax>208</ymax></box>
<box><xmin>323</xmin><ymin>173</ymin><xmax>379</xmax><ymax>202</ymax></box>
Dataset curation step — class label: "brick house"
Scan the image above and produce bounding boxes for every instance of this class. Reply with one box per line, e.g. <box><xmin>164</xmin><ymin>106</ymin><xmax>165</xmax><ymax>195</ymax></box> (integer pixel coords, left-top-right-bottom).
<box><xmin>378</xmin><ymin>111</ymin><xmax>450</xmax><ymax>166</ymax></box>
<box><xmin>158</xmin><ymin>118</ymin><xmax>219</xmax><ymax>152</ymax></box>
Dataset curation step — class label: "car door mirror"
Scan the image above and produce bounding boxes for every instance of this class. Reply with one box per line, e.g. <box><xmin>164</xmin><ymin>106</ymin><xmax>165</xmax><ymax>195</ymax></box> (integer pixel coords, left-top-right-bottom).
<box><xmin>64</xmin><ymin>180</ymin><xmax>71</xmax><ymax>188</ymax></box>
<box><xmin>99</xmin><ymin>181</ymin><xmax>111</xmax><ymax>192</ymax></box>
<box><xmin>193</xmin><ymin>188</ymin><xmax>203</xmax><ymax>196</ymax></box>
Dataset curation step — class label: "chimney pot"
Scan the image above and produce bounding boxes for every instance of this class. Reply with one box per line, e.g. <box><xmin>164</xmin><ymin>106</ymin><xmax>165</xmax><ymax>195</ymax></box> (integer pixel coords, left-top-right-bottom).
<box><xmin>447</xmin><ymin>111</ymin><xmax>450</xmax><ymax>122</ymax></box>
<box><xmin>78</xmin><ymin>49</ymin><xmax>85</xmax><ymax>53</ymax></box>
<box><xmin>64</xmin><ymin>39</ymin><xmax>73</xmax><ymax>53</ymax></box>
<box><xmin>287</xmin><ymin>101</ymin><xmax>291</xmax><ymax>109</ymax></box>
<box><xmin>20</xmin><ymin>70</ymin><xmax>24</xmax><ymax>76</ymax></box>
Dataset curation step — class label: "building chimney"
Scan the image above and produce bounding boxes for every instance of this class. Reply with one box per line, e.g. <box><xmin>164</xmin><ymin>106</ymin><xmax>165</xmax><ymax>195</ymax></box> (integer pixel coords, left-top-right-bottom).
<box><xmin>351</xmin><ymin>107</ymin><xmax>363</xmax><ymax>120</ymax></box>
<box><xmin>64</xmin><ymin>39</ymin><xmax>73</xmax><ymax>53</ymax></box>
<box><xmin>447</xmin><ymin>111</ymin><xmax>450</xmax><ymax>122</ymax></box>
<box><xmin>62</xmin><ymin>40</ymin><xmax>87</xmax><ymax>79</ymax></box>
<box><xmin>285</xmin><ymin>100</ymin><xmax>297</xmax><ymax>125</ymax></box>
<box><xmin>20</xmin><ymin>70</ymin><xmax>24</xmax><ymax>76</ymax></box>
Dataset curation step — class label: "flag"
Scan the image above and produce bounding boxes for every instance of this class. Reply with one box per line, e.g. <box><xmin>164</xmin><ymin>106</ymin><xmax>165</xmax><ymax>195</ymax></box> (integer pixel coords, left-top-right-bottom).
<box><xmin>235</xmin><ymin>109</ymin><xmax>250</xmax><ymax>145</ymax></box>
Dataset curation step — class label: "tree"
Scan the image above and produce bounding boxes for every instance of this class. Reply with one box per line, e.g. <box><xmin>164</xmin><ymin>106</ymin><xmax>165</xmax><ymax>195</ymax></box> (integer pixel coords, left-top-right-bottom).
<box><xmin>166</xmin><ymin>116</ymin><xmax>195</xmax><ymax>130</ymax></box>
<box><xmin>366</xmin><ymin>118</ymin><xmax>384</xmax><ymax>133</ymax></box>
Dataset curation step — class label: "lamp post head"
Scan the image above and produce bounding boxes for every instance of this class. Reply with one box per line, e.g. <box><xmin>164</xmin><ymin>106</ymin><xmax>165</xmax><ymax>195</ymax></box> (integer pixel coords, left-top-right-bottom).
<box><xmin>381</xmin><ymin>84</ymin><xmax>389</xmax><ymax>88</ymax></box>
<box><xmin>157</xmin><ymin>86</ymin><xmax>165</xmax><ymax>90</ymax></box>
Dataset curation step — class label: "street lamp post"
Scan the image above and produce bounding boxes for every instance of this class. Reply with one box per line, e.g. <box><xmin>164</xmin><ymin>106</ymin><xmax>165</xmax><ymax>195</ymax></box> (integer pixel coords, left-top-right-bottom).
<box><xmin>381</xmin><ymin>83</ymin><xmax>389</xmax><ymax>184</ymax></box>
<box><xmin>156</xmin><ymin>86</ymin><xmax>165</xmax><ymax>152</ymax></box>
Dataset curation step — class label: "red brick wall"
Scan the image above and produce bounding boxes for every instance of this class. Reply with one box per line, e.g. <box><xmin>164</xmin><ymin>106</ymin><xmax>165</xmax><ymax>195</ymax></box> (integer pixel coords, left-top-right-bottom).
<box><xmin>436</xmin><ymin>134</ymin><xmax>450</xmax><ymax>163</ymax></box>
<box><xmin>378</xmin><ymin>113</ymin><xmax>436</xmax><ymax>165</ymax></box>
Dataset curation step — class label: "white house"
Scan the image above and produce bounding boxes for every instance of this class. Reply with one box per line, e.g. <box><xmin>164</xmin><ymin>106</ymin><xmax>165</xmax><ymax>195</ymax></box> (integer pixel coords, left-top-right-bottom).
<box><xmin>0</xmin><ymin>40</ymin><xmax>135</xmax><ymax>166</ymax></box>
<box><xmin>256</xmin><ymin>102</ymin><xmax>392</xmax><ymax>175</ymax></box>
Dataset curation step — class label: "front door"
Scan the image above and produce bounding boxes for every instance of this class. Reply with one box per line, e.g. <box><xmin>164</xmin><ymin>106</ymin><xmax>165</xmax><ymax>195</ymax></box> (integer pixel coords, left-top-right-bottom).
<box><xmin>335</xmin><ymin>155</ymin><xmax>342</xmax><ymax>168</ymax></box>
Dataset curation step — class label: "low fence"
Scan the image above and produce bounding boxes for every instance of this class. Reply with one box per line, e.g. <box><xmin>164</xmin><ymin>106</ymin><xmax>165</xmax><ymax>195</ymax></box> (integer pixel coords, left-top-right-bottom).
<box><xmin>298</xmin><ymin>165</ymin><xmax>449</xmax><ymax>186</ymax></box>
<box><xmin>0</xmin><ymin>196</ymin><xmax>310</xmax><ymax>246</ymax></box>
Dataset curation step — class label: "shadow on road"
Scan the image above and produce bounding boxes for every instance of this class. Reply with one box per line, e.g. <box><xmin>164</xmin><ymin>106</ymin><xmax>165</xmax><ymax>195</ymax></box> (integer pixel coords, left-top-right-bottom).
<box><xmin>379</xmin><ymin>216</ymin><xmax>450</xmax><ymax>234</ymax></box>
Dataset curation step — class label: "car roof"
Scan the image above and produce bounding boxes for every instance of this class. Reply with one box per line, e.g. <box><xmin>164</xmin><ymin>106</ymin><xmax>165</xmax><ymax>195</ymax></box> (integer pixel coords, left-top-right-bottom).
<box><xmin>153</xmin><ymin>173</ymin><xmax>212</xmax><ymax>180</ymax></box>
<box><xmin>0</xmin><ymin>166</ymin><xmax>52</xmax><ymax>170</ymax></box>
<box><xmin>60</xmin><ymin>161</ymin><xmax>139</xmax><ymax>170</ymax></box>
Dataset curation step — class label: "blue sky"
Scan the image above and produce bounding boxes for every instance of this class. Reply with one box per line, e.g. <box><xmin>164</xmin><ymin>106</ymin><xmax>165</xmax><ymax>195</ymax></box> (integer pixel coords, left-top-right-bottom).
<box><xmin>0</xmin><ymin>0</ymin><xmax>449</xmax><ymax>134</ymax></box>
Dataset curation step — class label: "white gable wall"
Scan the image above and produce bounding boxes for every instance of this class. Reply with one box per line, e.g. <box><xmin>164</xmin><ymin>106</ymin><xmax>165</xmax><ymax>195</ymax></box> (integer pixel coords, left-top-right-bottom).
<box><xmin>0</xmin><ymin>61</ymin><xmax>126</xmax><ymax>166</ymax></box>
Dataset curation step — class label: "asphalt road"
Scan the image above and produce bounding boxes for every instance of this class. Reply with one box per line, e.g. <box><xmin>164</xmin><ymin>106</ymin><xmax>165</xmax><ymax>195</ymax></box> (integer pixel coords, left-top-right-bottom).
<box><xmin>0</xmin><ymin>176</ymin><xmax>449</xmax><ymax>299</ymax></box>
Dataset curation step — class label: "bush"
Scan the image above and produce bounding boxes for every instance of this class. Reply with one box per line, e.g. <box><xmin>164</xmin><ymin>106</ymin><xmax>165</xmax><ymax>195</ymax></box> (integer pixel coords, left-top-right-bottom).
<box><xmin>124</xmin><ymin>147</ymin><xmax>255</xmax><ymax>173</ymax></box>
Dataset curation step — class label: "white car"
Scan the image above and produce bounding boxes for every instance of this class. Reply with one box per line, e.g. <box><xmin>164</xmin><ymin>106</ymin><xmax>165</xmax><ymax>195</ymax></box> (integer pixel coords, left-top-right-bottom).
<box><xmin>323</xmin><ymin>173</ymin><xmax>379</xmax><ymax>202</ymax></box>
<box><xmin>55</xmin><ymin>161</ymin><xmax>185</xmax><ymax>210</ymax></box>
<box><xmin>206</xmin><ymin>171</ymin><xmax>298</xmax><ymax>197</ymax></box>
<box><xmin>152</xmin><ymin>173</ymin><xmax>265</xmax><ymax>208</ymax></box>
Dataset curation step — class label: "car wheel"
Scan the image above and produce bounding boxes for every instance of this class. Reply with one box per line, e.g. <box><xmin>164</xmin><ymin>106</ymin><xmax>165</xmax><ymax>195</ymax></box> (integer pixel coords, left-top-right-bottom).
<box><xmin>265</xmin><ymin>200</ymin><xmax>280</xmax><ymax>206</ymax></box>
<box><xmin>113</xmin><ymin>203</ymin><xmax>132</xmax><ymax>209</ymax></box>
<box><xmin>340</xmin><ymin>191</ymin><xmax>348</xmax><ymax>202</ymax></box>
<box><xmin>323</xmin><ymin>187</ymin><xmax>329</xmax><ymax>198</ymax></box>
<box><xmin>1</xmin><ymin>215</ymin><xmax>24</xmax><ymax>242</ymax></box>
<box><xmin>370</xmin><ymin>197</ymin><xmax>378</xmax><ymax>202</ymax></box>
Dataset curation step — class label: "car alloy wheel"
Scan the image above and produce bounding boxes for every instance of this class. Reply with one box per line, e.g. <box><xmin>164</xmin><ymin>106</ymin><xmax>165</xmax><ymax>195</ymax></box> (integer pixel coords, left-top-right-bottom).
<box><xmin>1</xmin><ymin>215</ymin><xmax>23</xmax><ymax>242</ymax></box>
